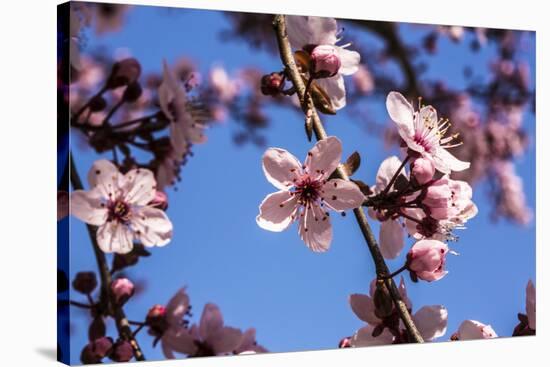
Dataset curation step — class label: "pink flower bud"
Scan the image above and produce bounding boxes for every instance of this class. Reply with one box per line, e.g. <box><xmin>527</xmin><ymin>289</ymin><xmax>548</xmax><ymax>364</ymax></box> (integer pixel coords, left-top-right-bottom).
<box><xmin>149</xmin><ymin>190</ymin><xmax>169</xmax><ymax>210</ymax></box>
<box><xmin>338</xmin><ymin>337</ymin><xmax>352</xmax><ymax>348</ymax></box>
<box><xmin>407</xmin><ymin>239</ymin><xmax>449</xmax><ymax>282</ymax></box>
<box><xmin>107</xmin><ymin>58</ymin><xmax>141</xmax><ymax>89</ymax></box>
<box><xmin>260</xmin><ymin>72</ymin><xmax>283</xmax><ymax>96</ymax></box>
<box><xmin>72</xmin><ymin>272</ymin><xmax>98</xmax><ymax>294</ymax></box>
<box><xmin>411</xmin><ymin>157</ymin><xmax>435</xmax><ymax>185</ymax></box>
<box><xmin>81</xmin><ymin>337</ymin><xmax>113</xmax><ymax>363</ymax></box>
<box><xmin>111</xmin><ymin>278</ymin><xmax>135</xmax><ymax>305</ymax></box>
<box><xmin>146</xmin><ymin>304</ymin><xmax>168</xmax><ymax>336</ymax></box>
<box><xmin>110</xmin><ymin>340</ymin><xmax>134</xmax><ymax>362</ymax></box>
<box><xmin>310</xmin><ymin>45</ymin><xmax>341</xmax><ymax>78</ymax></box>
<box><xmin>422</xmin><ymin>178</ymin><xmax>456</xmax><ymax>220</ymax></box>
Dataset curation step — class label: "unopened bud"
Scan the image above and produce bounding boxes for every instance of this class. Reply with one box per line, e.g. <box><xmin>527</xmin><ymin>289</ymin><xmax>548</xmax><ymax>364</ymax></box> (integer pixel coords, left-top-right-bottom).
<box><xmin>110</xmin><ymin>340</ymin><xmax>134</xmax><ymax>362</ymax></box>
<box><xmin>73</xmin><ymin>272</ymin><xmax>98</xmax><ymax>294</ymax></box>
<box><xmin>411</xmin><ymin>157</ymin><xmax>435</xmax><ymax>185</ymax></box>
<box><xmin>123</xmin><ymin>81</ymin><xmax>143</xmax><ymax>102</ymax></box>
<box><xmin>310</xmin><ymin>45</ymin><xmax>341</xmax><ymax>78</ymax></box>
<box><xmin>146</xmin><ymin>304</ymin><xmax>168</xmax><ymax>336</ymax></box>
<box><xmin>89</xmin><ymin>96</ymin><xmax>107</xmax><ymax>112</ymax></box>
<box><xmin>81</xmin><ymin>337</ymin><xmax>113</xmax><ymax>364</ymax></box>
<box><xmin>107</xmin><ymin>58</ymin><xmax>141</xmax><ymax>89</ymax></box>
<box><xmin>260</xmin><ymin>73</ymin><xmax>283</xmax><ymax>96</ymax></box>
<box><xmin>111</xmin><ymin>278</ymin><xmax>135</xmax><ymax>305</ymax></box>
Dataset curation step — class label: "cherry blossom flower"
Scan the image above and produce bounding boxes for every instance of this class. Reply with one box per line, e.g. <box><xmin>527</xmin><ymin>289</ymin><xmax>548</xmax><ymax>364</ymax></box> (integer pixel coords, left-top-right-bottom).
<box><xmin>158</xmin><ymin>60</ymin><xmax>207</xmax><ymax>155</ymax></box>
<box><xmin>177</xmin><ymin>304</ymin><xmax>244</xmax><ymax>357</ymax></box>
<box><xmin>145</xmin><ymin>288</ymin><xmax>195</xmax><ymax>359</ymax></box>
<box><xmin>411</xmin><ymin>157</ymin><xmax>435</xmax><ymax>185</ymax></box>
<box><xmin>70</xmin><ymin>159</ymin><xmax>173</xmax><ymax>254</ymax></box>
<box><xmin>111</xmin><ymin>278</ymin><xmax>134</xmax><ymax>305</ymax></box>
<box><xmin>256</xmin><ymin>136</ymin><xmax>365</xmax><ymax>252</ymax></box>
<box><xmin>349</xmin><ymin>277</ymin><xmax>447</xmax><ymax>346</ymax></box>
<box><xmin>368</xmin><ymin>156</ymin><xmax>406</xmax><ymax>259</ymax></box>
<box><xmin>526</xmin><ymin>279</ymin><xmax>536</xmax><ymax>330</ymax></box>
<box><xmin>386</xmin><ymin>91</ymin><xmax>470</xmax><ymax>174</ymax></box>
<box><xmin>234</xmin><ymin>328</ymin><xmax>268</xmax><ymax>354</ymax></box>
<box><xmin>453</xmin><ymin>320</ymin><xmax>497</xmax><ymax>340</ymax></box>
<box><xmin>286</xmin><ymin>15</ymin><xmax>360</xmax><ymax>110</ymax></box>
<box><xmin>406</xmin><ymin>239</ymin><xmax>449</xmax><ymax>282</ymax></box>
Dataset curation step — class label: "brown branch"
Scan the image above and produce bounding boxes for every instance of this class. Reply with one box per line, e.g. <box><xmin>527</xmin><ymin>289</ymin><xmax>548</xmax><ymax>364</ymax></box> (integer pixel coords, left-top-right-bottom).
<box><xmin>69</xmin><ymin>152</ymin><xmax>146</xmax><ymax>361</ymax></box>
<box><xmin>273</xmin><ymin>14</ymin><xmax>424</xmax><ymax>343</ymax></box>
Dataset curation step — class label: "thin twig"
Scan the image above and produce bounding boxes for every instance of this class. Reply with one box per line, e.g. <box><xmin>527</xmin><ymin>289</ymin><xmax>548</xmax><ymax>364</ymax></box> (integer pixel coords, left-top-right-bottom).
<box><xmin>69</xmin><ymin>152</ymin><xmax>146</xmax><ymax>361</ymax></box>
<box><xmin>273</xmin><ymin>14</ymin><xmax>424</xmax><ymax>343</ymax></box>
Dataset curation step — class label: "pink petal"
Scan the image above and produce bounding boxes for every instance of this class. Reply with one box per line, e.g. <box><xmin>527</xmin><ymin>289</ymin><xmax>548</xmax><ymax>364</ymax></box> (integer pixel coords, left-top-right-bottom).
<box><xmin>96</xmin><ymin>221</ymin><xmax>134</xmax><ymax>254</ymax></box>
<box><xmin>349</xmin><ymin>294</ymin><xmax>379</xmax><ymax>325</ymax></box>
<box><xmin>379</xmin><ymin>219</ymin><xmax>404</xmax><ymax>259</ymax></box>
<box><xmin>162</xmin><ymin>328</ymin><xmax>198</xmax><ymax>357</ymax></box>
<box><xmin>457</xmin><ymin>320</ymin><xmax>498</xmax><ymax>340</ymax></box>
<box><xmin>299</xmin><ymin>203</ymin><xmax>332</xmax><ymax>252</ymax></box>
<box><xmin>351</xmin><ymin>325</ymin><xmax>394</xmax><ymax>347</ymax></box>
<box><xmin>158</xmin><ymin>60</ymin><xmax>177</xmax><ymax>121</ymax></box>
<box><xmin>386</xmin><ymin>91</ymin><xmax>415</xmax><ymax>138</ymax></box>
<box><xmin>375</xmin><ymin>156</ymin><xmax>404</xmax><ymax>194</ymax></box>
<box><xmin>165</xmin><ymin>288</ymin><xmax>190</xmax><ymax>326</ymax></box>
<box><xmin>432</xmin><ymin>147</ymin><xmax>470</xmax><ymax>174</ymax></box>
<box><xmin>70</xmin><ymin>190</ymin><xmax>108</xmax><ymax>226</ymax></box>
<box><xmin>305</xmin><ymin>136</ymin><xmax>342</xmax><ymax>181</ymax></box>
<box><xmin>256</xmin><ymin>191</ymin><xmax>298</xmax><ymax>232</ymax></box>
<box><xmin>123</xmin><ymin>168</ymin><xmax>157</xmax><ymax>205</ymax></box>
<box><xmin>322</xmin><ymin>179</ymin><xmax>365</xmax><ymax>212</ymax></box>
<box><xmin>199</xmin><ymin>303</ymin><xmax>224</xmax><ymax>342</ymax></box>
<box><xmin>315</xmin><ymin>75</ymin><xmax>346</xmax><ymax>110</ymax></box>
<box><xmin>87</xmin><ymin>159</ymin><xmax>123</xmax><ymax>199</ymax></box>
<box><xmin>262</xmin><ymin>148</ymin><xmax>303</xmax><ymax>190</ymax></box>
<box><xmin>526</xmin><ymin>280</ymin><xmax>536</xmax><ymax>330</ymax></box>
<box><xmin>208</xmin><ymin>326</ymin><xmax>243</xmax><ymax>355</ymax></box>
<box><xmin>131</xmin><ymin>207</ymin><xmax>173</xmax><ymax>247</ymax></box>
<box><xmin>285</xmin><ymin>15</ymin><xmax>338</xmax><ymax>49</ymax></box>
<box><xmin>338</xmin><ymin>48</ymin><xmax>360</xmax><ymax>75</ymax></box>
<box><xmin>413</xmin><ymin>305</ymin><xmax>448</xmax><ymax>341</ymax></box>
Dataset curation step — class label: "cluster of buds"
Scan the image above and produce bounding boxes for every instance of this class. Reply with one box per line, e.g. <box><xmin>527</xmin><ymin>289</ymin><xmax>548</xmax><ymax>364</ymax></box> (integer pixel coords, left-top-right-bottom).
<box><xmin>80</xmin><ymin>337</ymin><xmax>134</xmax><ymax>364</ymax></box>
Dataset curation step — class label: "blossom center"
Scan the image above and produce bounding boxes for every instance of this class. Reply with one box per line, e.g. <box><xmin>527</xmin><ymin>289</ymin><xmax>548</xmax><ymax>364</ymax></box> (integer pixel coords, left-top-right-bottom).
<box><xmin>108</xmin><ymin>199</ymin><xmax>131</xmax><ymax>223</ymax></box>
<box><xmin>294</xmin><ymin>176</ymin><xmax>323</xmax><ymax>205</ymax></box>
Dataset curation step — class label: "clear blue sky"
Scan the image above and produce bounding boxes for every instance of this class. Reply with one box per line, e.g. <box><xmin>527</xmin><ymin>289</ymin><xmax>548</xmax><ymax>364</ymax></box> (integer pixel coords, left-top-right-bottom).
<box><xmin>67</xmin><ymin>5</ymin><xmax>536</xmax><ymax>363</ymax></box>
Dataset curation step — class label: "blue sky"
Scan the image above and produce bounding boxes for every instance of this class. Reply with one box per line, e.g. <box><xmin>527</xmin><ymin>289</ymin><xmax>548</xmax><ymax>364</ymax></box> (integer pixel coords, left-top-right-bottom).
<box><xmin>67</xmin><ymin>5</ymin><xmax>536</xmax><ymax>363</ymax></box>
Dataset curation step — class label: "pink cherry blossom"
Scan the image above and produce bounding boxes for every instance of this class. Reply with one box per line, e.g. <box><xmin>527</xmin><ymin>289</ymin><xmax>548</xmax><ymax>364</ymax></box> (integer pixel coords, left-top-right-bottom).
<box><xmin>177</xmin><ymin>303</ymin><xmax>244</xmax><ymax>357</ymax></box>
<box><xmin>209</xmin><ymin>66</ymin><xmax>240</xmax><ymax>102</ymax></box>
<box><xmin>407</xmin><ymin>239</ymin><xmax>449</xmax><ymax>282</ymax></box>
<box><xmin>285</xmin><ymin>15</ymin><xmax>360</xmax><ymax>110</ymax></box>
<box><xmin>454</xmin><ymin>320</ymin><xmax>497</xmax><ymax>340</ymax></box>
<box><xmin>70</xmin><ymin>159</ymin><xmax>173</xmax><ymax>254</ymax></box>
<box><xmin>158</xmin><ymin>60</ymin><xmax>207</xmax><ymax>156</ymax></box>
<box><xmin>145</xmin><ymin>288</ymin><xmax>196</xmax><ymax>359</ymax></box>
<box><xmin>526</xmin><ymin>279</ymin><xmax>536</xmax><ymax>330</ymax></box>
<box><xmin>234</xmin><ymin>328</ymin><xmax>268</xmax><ymax>354</ymax></box>
<box><xmin>256</xmin><ymin>136</ymin><xmax>365</xmax><ymax>252</ymax></box>
<box><xmin>369</xmin><ymin>156</ymin><xmax>406</xmax><ymax>259</ymax></box>
<box><xmin>386</xmin><ymin>91</ymin><xmax>470</xmax><ymax>174</ymax></box>
<box><xmin>349</xmin><ymin>277</ymin><xmax>447</xmax><ymax>345</ymax></box>
<box><xmin>110</xmin><ymin>278</ymin><xmax>134</xmax><ymax>305</ymax></box>
<box><xmin>411</xmin><ymin>157</ymin><xmax>435</xmax><ymax>185</ymax></box>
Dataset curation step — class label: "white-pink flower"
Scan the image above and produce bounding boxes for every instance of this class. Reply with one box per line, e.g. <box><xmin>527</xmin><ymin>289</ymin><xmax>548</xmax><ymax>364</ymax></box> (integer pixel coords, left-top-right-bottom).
<box><xmin>368</xmin><ymin>156</ymin><xmax>406</xmax><ymax>259</ymax></box>
<box><xmin>178</xmin><ymin>304</ymin><xmax>244</xmax><ymax>357</ymax></box>
<box><xmin>349</xmin><ymin>277</ymin><xmax>447</xmax><ymax>346</ymax></box>
<box><xmin>286</xmin><ymin>15</ymin><xmax>360</xmax><ymax>110</ymax></box>
<box><xmin>158</xmin><ymin>60</ymin><xmax>207</xmax><ymax>156</ymax></box>
<box><xmin>526</xmin><ymin>279</ymin><xmax>536</xmax><ymax>330</ymax></box>
<box><xmin>256</xmin><ymin>137</ymin><xmax>365</xmax><ymax>252</ymax></box>
<box><xmin>71</xmin><ymin>159</ymin><xmax>173</xmax><ymax>254</ymax></box>
<box><xmin>454</xmin><ymin>320</ymin><xmax>497</xmax><ymax>340</ymax></box>
<box><xmin>386</xmin><ymin>91</ymin><xmax>470</xmax><ymax>174</ymax></box>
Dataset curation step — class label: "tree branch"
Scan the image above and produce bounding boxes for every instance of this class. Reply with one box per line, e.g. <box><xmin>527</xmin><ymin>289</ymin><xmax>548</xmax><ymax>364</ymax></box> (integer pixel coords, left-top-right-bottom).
<box><xmin>272</xmin><ymin>14</ymin><xmax>424</xmax><ymax>343</ymax></box>
<box><xmin>69</xmin><ymin>152</ymin><xmax>146</xmax><ymax>361</ymax></box>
